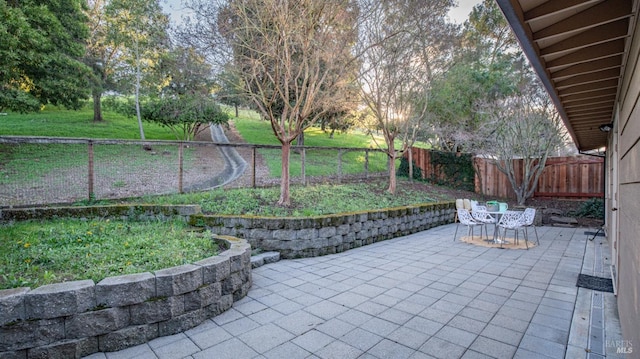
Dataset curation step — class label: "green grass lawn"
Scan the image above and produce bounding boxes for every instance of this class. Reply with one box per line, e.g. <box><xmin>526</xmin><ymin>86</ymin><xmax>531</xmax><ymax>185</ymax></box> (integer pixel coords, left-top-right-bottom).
<box><xmin>230</xmin><ymin>109</ymin><xmax>393</xmax><ymax>177</ymax></box>
<box><xmin>0</xmin><ymin>104</ymin><xmax>176</xmax><ymax>140</ymax></box>
<box><xmin>137</xmin><ymin>179</ymin><xmax>446</xmax><ymax>217</ymax></box>
<box><xmin>0</xmin><ymin>218</ymin><xmax>217</xmax><ymax>290</ymax></box>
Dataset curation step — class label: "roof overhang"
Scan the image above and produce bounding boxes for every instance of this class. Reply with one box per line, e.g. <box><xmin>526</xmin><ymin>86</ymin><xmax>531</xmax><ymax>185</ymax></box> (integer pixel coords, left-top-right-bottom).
<box><xmin>495</xmin><ymin>0</ymin><xmax>638</xmax><ymax>151</ymax></box>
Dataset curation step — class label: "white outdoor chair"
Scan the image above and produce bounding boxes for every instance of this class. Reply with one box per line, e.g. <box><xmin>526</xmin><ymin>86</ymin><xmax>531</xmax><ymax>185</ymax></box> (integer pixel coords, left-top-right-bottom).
<box><xmin>522</xmin><ymin>208</ymin><xmax>539</xmax><ymax>245</ymax></box>
<box><xmin>496</xmin><ymin>210</ymin><xmax>528</xmax><ymax>249</ymax></box>
<box><xmin>454</xmin><ymin>199</ymin><xmax>464</xmax><ymax>223</ymax></box>
<box><xmin>463</xmin><ymin>199</ymin><xmax>472</xmax><ymax>211</ymax></box>
<box><xmin>454</xmin><ymin>208</ymin><xmax>488</xmax><ymax>242</ymax></box>
<box><xmin>471</xmin><ymin>201</ymin><xmax>497</xmax><ymax>225</ymax></box>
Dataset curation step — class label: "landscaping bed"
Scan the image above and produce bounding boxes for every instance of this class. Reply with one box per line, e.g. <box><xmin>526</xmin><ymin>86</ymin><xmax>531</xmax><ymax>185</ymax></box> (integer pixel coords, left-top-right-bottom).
<box><xmin>0</xmin><ymin>217</ymin><xmax>217</xmax><ymax>290</ymax></box>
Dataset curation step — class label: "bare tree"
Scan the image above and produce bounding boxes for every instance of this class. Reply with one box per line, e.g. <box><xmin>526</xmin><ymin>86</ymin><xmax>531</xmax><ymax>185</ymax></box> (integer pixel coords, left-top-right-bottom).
<box><xmin>220</xmin><ymin>0</ymin><xmax>358</xmax><ymax>205</ymax></box>
<box><xmin>478</xmin><ymin>83</ymin><xmax>568</xmax><ymax>205</ymax></box>
<box><xmin>356</xmin><ymin>0</ymin><xmax>456</xmax><ymax>193</ymax></box>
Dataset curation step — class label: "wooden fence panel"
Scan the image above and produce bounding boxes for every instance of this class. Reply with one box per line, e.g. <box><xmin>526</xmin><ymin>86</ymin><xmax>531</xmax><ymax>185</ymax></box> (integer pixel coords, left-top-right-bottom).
<box><xmin>408</xmin><ymin>148</ymin><xmax>474</xmax><ymax>190</ymax></box>
<box><xmin>474</xmin><ymin>155</ymin><xmax>604</xmax><ymax>199</ymax></box>
<box><xmin>410</xmin><ymin>147</ymin><xmax>604</xmax><ymax>200</ymax></box>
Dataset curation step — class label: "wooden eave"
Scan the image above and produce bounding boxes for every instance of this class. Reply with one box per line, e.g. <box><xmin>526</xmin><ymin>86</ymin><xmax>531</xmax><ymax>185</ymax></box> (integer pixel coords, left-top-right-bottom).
<box><xmin>496</xmin><ymin>0</ymin><xmax>638</xmax><ymax>151</ymax></box>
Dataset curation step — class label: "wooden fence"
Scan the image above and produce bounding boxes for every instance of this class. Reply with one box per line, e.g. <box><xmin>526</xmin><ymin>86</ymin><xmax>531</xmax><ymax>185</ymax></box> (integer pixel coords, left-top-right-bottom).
<box><xmin>475</xmin><ymin>155</ymin><xmax>604</xmax><ymax>199</ymax></box>
<box><xmin>408</xmin><ymin>148</ymin><xmax>604</xmax><ymax>200</ymax></box>
<box><xmin>407</xmin><ymin>147</ymin><xmax>475</xmax><ymax>191</ymax></box>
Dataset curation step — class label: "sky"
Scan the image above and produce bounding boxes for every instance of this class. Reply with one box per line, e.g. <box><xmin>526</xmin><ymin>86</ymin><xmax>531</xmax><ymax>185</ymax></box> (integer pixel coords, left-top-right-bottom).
<box><xmin>448</xmin><ymin>0</ymin><xmax>484</xmax><ymax>24</ymax></box>
<box><xmin>161</xmin><ymin>0</ymin><xmax>483</xmax><ymax>26</ymax></box>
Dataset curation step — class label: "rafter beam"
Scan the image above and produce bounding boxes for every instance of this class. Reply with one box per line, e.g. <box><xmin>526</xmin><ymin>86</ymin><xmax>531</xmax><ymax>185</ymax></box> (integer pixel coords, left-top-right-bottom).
<box><xmin>533</xmin><ymin>0</ymin><xmax>631</xmax><ymax>41</ymax></box>
<box><xmin>563</xmin><ymin>97</ymin><xmax>615</xmax><ymax>109</ymax></box>
<box><xmin>539</xmin><ymin>19</ymin><xmax>629</xmax><ymax>57</ymax></box>
<box><xmin>551</xmin><ymin>55</ymin><xmax>622</xmax><ymax>81</ymax></box>
<box><xmin>546</xmin><ymin>39</ymin><xmax>625</xmax><ymax>70</ymax></box>
<box><xmin>555</xmin><ymin>68</ymin><xmax>621</xmax><ymax>89</ymax></box>
<box><xmin>566</xmin><ymin>104</ymin><xmax>614</xmax><ymax>114</ymax></box>
<box><xmin>561</xmin><ymin>90</ymin><xmax>617</xmax><ymax>103</ymax></box>
<box><xmin>524</xmin><ymin>0</ymin><xmax>601</xmax><ymax>22</ymax></box>
<box><xmin>558</xmin><ymin>79</ymin><xmax>618</xmax><ymax>96</ymax></box>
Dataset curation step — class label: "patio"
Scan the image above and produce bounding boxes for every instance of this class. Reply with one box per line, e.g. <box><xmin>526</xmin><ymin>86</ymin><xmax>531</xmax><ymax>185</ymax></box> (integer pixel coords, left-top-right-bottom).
<box><xmin>84</xmin><ymin>224</ymin><xmax>624</xmax><ymax>359</ymax></box>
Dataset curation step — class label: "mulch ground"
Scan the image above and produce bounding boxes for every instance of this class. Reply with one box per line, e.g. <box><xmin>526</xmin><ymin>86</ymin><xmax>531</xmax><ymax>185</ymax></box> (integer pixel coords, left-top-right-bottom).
<box><xmin>391</xmin><ymin>180</ymin><xmax>603</xmax><ymax>228</ymax></box>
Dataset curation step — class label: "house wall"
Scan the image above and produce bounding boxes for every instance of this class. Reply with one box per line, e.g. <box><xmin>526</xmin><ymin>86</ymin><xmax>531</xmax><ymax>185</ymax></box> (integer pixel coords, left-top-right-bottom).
<box><xmin>612</xmin><ymin>10</ymin><xmax>640</xmax><ymax>351</ymax></box>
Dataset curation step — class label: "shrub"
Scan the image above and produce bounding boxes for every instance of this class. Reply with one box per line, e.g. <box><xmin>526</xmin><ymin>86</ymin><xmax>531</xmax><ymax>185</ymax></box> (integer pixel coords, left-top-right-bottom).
<box><xmin>573</xmin><ymin>197</ymin><xmax>605</xmax><ymax>218</ymax></box>
<box><xmin>141</xmin><ymin>94</ymin><xmax>230</xmax><ymax>141</ymax></box>
<box><xmin>397</xmin><ymin>157</ymin><xmax>422</xmax><ymax>180</ymax></box>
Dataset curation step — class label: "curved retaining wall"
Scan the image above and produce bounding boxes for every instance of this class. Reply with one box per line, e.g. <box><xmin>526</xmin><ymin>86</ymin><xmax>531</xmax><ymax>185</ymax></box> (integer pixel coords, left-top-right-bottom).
<box><xmin>192</xmin><ymin>201</ymin><xmax>456</xmax><ymax>259</ymax></box>
<box><xmin>0</xmin><ymin>236</ymin><xmax>252</xmax><ymax>358</ymax></box>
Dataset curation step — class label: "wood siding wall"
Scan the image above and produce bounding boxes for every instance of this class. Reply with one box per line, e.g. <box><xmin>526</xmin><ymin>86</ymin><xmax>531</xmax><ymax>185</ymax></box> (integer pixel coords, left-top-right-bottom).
<box><xmin>614</xmin><ymin>10</ymin><xmax>640</xmax><ymax>351</ymax></box>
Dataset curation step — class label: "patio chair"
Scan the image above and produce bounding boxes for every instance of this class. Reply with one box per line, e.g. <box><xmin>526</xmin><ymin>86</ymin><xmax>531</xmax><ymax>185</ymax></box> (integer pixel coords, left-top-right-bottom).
<box><xmin>454</xmin><ymin>199</ymin><xmax>464</xmax><ymax>223</ymax></box>
<box><xmin>454</xmin><ymin>208</ymin><xmax>488</xmax><ymax>242</ymax></box>
<box><xmin>463</xmin><ymin>199</ymin><xmax>472</xmax><ymax>211</ymax></box>
<box><xmin>496</xmin><ymin>210</ymin><xmax>528</xmax><ymax>249</ymax></box>
<box><xmin>522</xmin><ymin>208</ymin><xmax>539</xmax><ymax>245</ymax></box>
<box><xmin>470</xmin><ymin>201</ymin><xmax>497</xmax><ymax>225</ymax></box>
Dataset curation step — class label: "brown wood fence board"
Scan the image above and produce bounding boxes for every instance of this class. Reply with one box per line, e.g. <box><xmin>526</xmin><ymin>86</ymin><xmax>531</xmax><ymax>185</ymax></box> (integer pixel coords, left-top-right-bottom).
<box><xmin>410</xmin><ymin>148</ymin><xmax>604</xmax><ymax>200</ymax></box>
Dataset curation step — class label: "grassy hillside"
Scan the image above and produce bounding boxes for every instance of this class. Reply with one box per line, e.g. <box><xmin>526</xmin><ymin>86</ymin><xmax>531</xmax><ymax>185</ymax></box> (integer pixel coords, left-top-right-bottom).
<box><xmin>230</xmin><ymin>107</ymin><xmax>379</xmax><ymax>148</ymax></box>
<box><xmin>228</xmin><ymin>107</ymin><xmax>391</xmax><ymax>176</ymax></box>
<box><xmin>0</xmin><ymin>104</ymin><xmax>176</xmax><ymax>140</ymax></box>
<box><xmin>0</xmin><ymin>104</ymin><xmax>416</xmax><ymax>202</ymax></box>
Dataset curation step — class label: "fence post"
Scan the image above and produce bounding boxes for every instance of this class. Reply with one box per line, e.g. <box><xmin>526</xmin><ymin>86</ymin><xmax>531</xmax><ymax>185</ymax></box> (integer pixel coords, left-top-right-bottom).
<box><xmin>178</xmin><ymin>142</ymin><xmax>184</xmax><ymax>193</ymax></box>
<box><xmin>408</xmin><ymin>148</ymin><xmax>414</xmax><ymax>181</ymax></box>
<box><xmin>301</xmin><ymin>147</ymin><xmax>306</xmax><ymax>186</ymax></box>
<box><xmin>88</xmin><ymin>140</ymin><xmax>95</xmax><ymax>201</ymax></box>
<box><xmin>251</xmin><ymin>147</ymin><xmax>256</xmax><ymax>188</ymax></box>
<box><xmin>364</xmin><ymin>149</ymin><xmax>369</xmax><ymax>178</ymax></box>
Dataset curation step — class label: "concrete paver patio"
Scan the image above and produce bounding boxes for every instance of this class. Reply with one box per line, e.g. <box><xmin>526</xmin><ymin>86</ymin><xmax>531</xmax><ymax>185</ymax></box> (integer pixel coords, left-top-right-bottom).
<box><xmin>84</xmin><ymin>224</ymin><xmax>624</xmax><ymax>359</ymax></box>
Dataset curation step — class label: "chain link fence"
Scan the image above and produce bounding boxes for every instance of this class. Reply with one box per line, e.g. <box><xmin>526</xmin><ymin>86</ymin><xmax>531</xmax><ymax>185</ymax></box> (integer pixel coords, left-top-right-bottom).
<box><xmin>0</xmin><ymin>136</ymin><xmax>388</xmax><ymax>208</ymax></box>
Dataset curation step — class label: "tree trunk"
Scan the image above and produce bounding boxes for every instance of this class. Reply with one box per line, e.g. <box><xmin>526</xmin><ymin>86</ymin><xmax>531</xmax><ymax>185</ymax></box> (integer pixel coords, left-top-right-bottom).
<box><xmin>134</xmin><ymin>40</ymin><xmax>146</xmax><ymax>141</ymax></box>
<box><xmin>296</xmin><ymin>131</ymin><xmax>305</xmax><ymax>147</ymax></box>
<box><xmin>473</xmin><ymin>158</ymin><xmax>485</xmax><ymax>199</ymax></box>
<box><xmin>278</xmin><ymin>141</ymin><xmax>291</xmax><ymax>206</ymax></box>
<box><xmin>408</xmin><ymin>148</ymin><xmax>414</xmax><ymax>181</ymax></box>
<box><xmin>235</xmin><ymin>104</ymin><xmax>239</xmax><ymax>118</ymax></box>
<box><xmin>387</xmin><ymin>150</ymin><xmax>397</xmax><ymax>194</ymax></box>
<box><xmin>92</xmin><ymin>91</ymin><xmax>103</xmax><ymax>122</ymax></box>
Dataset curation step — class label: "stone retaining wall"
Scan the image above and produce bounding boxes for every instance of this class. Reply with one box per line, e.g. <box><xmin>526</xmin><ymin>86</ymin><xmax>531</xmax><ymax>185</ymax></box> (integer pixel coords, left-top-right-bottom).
<box><xmin>192</xmin><ymin>201</ymin><xmax>456</xmax><ymax>259</ymax></box>
<box><xmin>0</xmin><ymin>204</ymin><xmax>201</xmax><ymax>222</ymax></box>
<box><xmin>0</xmin><ymin>236</ymin><xmax>252</xmax><ymax>358</ymax></box>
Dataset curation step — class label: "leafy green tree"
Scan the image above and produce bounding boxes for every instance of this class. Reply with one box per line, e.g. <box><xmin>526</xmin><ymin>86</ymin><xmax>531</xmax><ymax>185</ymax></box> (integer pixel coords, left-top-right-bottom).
<box><xmin>85</xmin><ymin>0</ymin><xmax>125</xmax><ymax>122</ymax></box>
<box><xmin>425</xmin><ymin>0</ymin><xmax>522</xmax><ymax>152</ymax></box>
<box><xmin>427</xmin><ymin>59</ymin><xmax>518</xmax><ymax>151</ymax></box>
<box><xmin>215</xmin><ymin>66</ymin><xmax>248</xmax><ymax>118</ymax></box>
<box><xmin>106</xmin><ymin>0</ymin><xmax>169</xmax><ymax>140</ymax></box>
<box><xmin>141</xmin><ymin>94</ymin><xmax>229</xmax><ymax>141</ymax></box>
<box><xmin>462</xmin><ymin>0</ymin><xmax>519</xmax><ymax>66</ymax></box>
<box><xmin>0</xmin><ymin>0</ymin><xmax>90</xmax><ymax>112</ymax></box>
<box><xmin>159</xmin><ymin>46</ymin><xmax>215</xmax><ymax>97</ymax></box>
